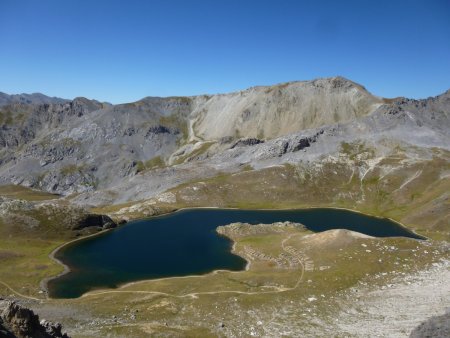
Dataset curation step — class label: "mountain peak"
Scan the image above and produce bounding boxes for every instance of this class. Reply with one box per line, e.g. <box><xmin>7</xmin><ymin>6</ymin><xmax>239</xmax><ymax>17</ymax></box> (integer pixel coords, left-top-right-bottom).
<box><xmin>0</xmin><ymin>92</ymin><xmax>68</xmax><ymax>107</ymax></box>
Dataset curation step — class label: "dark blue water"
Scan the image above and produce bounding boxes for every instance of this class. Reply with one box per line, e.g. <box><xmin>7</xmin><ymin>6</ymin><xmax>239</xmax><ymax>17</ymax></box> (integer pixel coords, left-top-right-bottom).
<box><xmin>48</xmin><ymin>208</ymin><xmax>423</xmax><ymax>298</ymax></box>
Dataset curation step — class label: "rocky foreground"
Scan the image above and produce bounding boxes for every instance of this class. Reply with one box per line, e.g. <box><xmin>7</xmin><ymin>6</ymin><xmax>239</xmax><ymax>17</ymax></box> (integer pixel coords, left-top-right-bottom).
<box><xmin>0</xmin><ymin>300</ymin><xmax>69</xmax><ymax>338</ymax></box>
<box><xmin>411</xmin><ymin>312</ymin><xmax>450</xmax><ymax>338</ymax></box>
<box><xmin>336</xmin><ymin>259</ymin><xmax>450</xmax><ymax>337</ymax></box>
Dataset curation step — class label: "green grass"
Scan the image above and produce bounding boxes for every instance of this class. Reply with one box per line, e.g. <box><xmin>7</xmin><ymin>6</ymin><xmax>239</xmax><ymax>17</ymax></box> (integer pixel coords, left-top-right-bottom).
<box><xmin>241</xmin><ymin>164</ymin><xmax>254</xmax><ymax>171</ymax></box>
<box><xmin>340</xmin><ymin>141</ymin><xmax>375</xmax><ymax>160</ymax></box>
<box><xmin>0</xmin><ymin>185</ymin><xmax>59</xmax><ymax>201</ymax></box>
<box><xmin>0</xmin><ymin>234</ymin><xmax>64</xmax><ymax>298</ymax></box>
<box><xmin>136</xmin><ymin>156</ymin><xmax>166</xmax><ymax>173</ymax></box>
<box><xmin>145</xmin><ymin>156</ymin><xmax>165</xmax><ymax>169</ymax></box>
<box><xmin>0</xmin><ymin>110</ymin><xmax>13</xmax><ymax>125</ymax></box>
<box><xmin>0</xmin><ymin>189</ymin><xmax>106</xmax><ymax>298</ymax></box>
<box><xmin>135</xmin><ymin>161</ymin><xmax>145</xmax><ymax>173</ymax></box>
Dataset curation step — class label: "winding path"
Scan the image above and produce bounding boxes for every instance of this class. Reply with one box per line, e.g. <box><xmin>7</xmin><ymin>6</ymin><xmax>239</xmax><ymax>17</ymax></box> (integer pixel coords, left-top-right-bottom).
<box><xmin>0</xmin><ymin>280</ymin><xmax>41</xmax><ymax>301</ymax></box>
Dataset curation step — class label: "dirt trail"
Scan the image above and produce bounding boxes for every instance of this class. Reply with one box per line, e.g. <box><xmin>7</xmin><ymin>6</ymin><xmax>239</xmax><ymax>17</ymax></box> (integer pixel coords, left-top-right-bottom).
<box><xmin>0</xmin><ymin>280</ymin><xmax>41</xmax><ymax>301</ymax></box>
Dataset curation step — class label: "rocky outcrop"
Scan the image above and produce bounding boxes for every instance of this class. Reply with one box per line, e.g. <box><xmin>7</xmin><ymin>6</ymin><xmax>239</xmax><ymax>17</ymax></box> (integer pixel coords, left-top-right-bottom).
<box><xmin>146</xmin><ymin>125</ymin><xmax>173</xmax><ymax>136</ymax></box>
<box><xmin>0</xmin><ymin>300</ymin><xmax>69</xmax><ymax>338</ymax></box>
<box><xmin>72</xmin><ymin>214</ymin><xmax>117</xmax><ymax>230</ymax></box>
<box><xmin>36</xmin><ymin>169</ymin><xmax>96</xmax><ymax>195</ymax></box>
<box><xmin>23</xmin><ymin>139</ymin><xmax>82</xmax><ymax>165</ymax></box>
<box><xmin>0</xmin><ymin>125</ymin><xmax>36</xmax><ymax>148</ymax></box>
<box><xmin>283</xmin><ymin>129</ymin><xmax>324</xmax><ymax>154</ymax></box>
<box><xmin>0</xmin><ymin>92</ymin><xmax>184</xmax><ymax>195</ymax></box>
<box><xmin>230</xmin><ymin>138</ymin><xmax>264</xmax><ymax>149</ymax></box>
<box><xmin>410</xmin><ymin>312</ymin><xmax>450</xmax><ymax>338</ymax></box>
<box><xmin>0</xmin><ymin>320</ymin><xmax>15</xmax><ymax>338</ymax></box>
<box><xmin>0</xmin><ymin>99</ymin><xmax>104</xmax><ymax>149</ymax></box>
<box><xmin>0</xmin><ymin>197</ymin><xmax>116</xmax><ymax>236</ymax></box>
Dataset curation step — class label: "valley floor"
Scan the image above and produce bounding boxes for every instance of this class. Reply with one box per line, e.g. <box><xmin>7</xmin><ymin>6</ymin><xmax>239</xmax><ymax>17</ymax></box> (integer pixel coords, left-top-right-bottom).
<box><xmin>1</xmin><ymin>222</ymin><xmax>446</xmax><ymax>337</ymax></box>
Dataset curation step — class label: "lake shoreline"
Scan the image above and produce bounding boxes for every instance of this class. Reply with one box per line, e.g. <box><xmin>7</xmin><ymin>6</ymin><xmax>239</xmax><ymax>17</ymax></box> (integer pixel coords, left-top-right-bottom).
<box><xmin>42</xmin><ymin>229</ymin><xmax>114</xmax><ymax>298</ymax></box>
<box><xmin>109</xmin><ymin>205</ymin><xmax>426</xmax><ymax>239</ymax></box>
<box><xmin>44</xmin><ymin>205</ymin><xmax>426</xmax><ymax>299</ymax></box>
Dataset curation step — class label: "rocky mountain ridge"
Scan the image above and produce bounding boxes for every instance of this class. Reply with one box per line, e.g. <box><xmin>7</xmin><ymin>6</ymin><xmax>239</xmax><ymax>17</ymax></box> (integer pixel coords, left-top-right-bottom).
<box><xmin>0</xmin><ymin>77</ymin><xmax>449</xmax><ymax>205</ymax></box>
<box><xmin>0</xmin><ymin>92</ymin><xmax>68</xmax><ymax>107</ymax></box>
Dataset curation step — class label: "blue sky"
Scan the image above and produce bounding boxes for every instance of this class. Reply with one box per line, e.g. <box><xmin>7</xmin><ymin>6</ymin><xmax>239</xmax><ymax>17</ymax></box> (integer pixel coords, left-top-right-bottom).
<box><xmin>0</xmin><ymin>0</ymin><xmax>449</xmax><ymax>103</ymax></box>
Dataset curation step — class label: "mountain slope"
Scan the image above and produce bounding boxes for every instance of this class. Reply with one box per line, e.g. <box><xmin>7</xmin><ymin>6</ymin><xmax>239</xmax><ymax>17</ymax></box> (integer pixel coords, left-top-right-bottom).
<box><xmin>190</xmin><ymin>77</ymin><xmax>382</xmax><ymax>140</ymax></box>
<box><xmin>0</xmin><ymin>77</ymin><xmax>448</xmax><ymax>202</ymax></box>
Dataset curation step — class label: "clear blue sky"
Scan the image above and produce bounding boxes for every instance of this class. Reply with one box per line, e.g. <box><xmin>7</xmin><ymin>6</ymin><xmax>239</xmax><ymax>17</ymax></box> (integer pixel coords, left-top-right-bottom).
<box><xmin>0</xmin><ymin>0</ymin><xmax>449</xmax><ymax>103</ymax></box>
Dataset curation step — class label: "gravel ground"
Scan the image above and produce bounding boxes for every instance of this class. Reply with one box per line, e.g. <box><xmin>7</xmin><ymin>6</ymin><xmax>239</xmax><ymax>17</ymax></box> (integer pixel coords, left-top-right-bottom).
<box><xmin>335</xmin><ymin>259</ymin><xmax>450</xmax><ymax>337</ymax></box>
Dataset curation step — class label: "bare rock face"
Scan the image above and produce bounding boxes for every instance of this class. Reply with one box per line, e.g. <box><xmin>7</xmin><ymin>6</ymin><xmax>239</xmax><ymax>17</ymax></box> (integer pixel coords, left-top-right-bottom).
<box><xmin>190</xmin><ymin>76</ymin><xmax>382</xmax><ymax>140</ymax></box>
<box><xmin>410</xmin><ymin>312</ymin><xmax>450</xmax><ymax>338</ymax></box>
<box><xmin>0</xmin><ymin>318</ymin><xmax>15</xmax><ymax>337</ymax></box>
<box><xmin>0</xmin><ymin>76</ymin><xmax>449</xmax><ymax>205</ymax></box>
<box><xmin>73</xmin><ymin>214</ymin><xmax>117</xmax><ymax>230</ymax></box>
<box><xmin>230</xmin><ymin>138</ymin><xmax>264</xmax><ymax>149</ymax></box>
<box><xmin>0</xmin><ymin>93</ymin><xmax>183</xmax><ymax>195</ymax></box>
<box><xmin>0</xmin><ymin>300</ymin><xmax>69</xmax><ymax>338</ymax></box>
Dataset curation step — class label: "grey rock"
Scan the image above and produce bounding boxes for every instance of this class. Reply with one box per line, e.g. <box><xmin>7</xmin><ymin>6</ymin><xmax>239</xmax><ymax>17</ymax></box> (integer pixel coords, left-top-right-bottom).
<box><xmin>71</xmin><ymin>214</ymin><xmax>117</xmax><ymax>231</ymax></box>
<box><xmin>0</xmin><ymin>300</ymin><xmax>69</xmax><ymax>338</ymax></box>
<box><xmin>146</xmin><ymin>125</ymin><xmax>173</xmax><ymax>136</ymax></box>
<box><xmin>410</xmin><ymin>312</ymin><xmax>450</xmax><ymax>338</ymax></box>
<box><xmin>230</xmin><ymin>138</ymin><xmax>264</xmax><ymax>149</ymax></box>
<box><xmin>0</xmin><ymin>92</ymin><xmax>68</xmax><ymax>107</ymax></box>
<box><xmin>0</xmin><ymin>76</ymin><xmax>448</xmax><ymax>206</ymax></box>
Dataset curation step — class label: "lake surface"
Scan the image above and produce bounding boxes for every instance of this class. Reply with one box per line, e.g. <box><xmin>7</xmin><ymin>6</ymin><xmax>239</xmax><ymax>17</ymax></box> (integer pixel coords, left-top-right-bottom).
<box><xmin>48</xmin><ymin>208</ymin><xmax>423</xmax><ymax>298</ymax></box>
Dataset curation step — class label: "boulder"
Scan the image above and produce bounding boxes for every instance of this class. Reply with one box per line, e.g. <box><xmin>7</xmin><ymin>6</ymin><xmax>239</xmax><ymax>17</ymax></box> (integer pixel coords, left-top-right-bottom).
<box><xmin>0</xmin><ymin>300</ymin><xmax>69</xmax><ymax>338</ymax></box>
